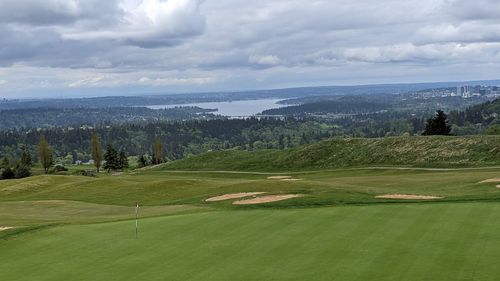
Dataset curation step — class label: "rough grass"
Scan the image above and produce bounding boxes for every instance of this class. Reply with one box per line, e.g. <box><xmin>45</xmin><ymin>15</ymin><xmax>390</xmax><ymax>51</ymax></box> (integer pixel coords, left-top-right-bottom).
<box><xmin>163</xmin><ymin>136</ymin><xmax>500</xmax><ymax>171</ymax></box>
<box><xmin>2</xmin><ymin>203</ymin><xmax>500</xmax><ymax>281</ymax></box>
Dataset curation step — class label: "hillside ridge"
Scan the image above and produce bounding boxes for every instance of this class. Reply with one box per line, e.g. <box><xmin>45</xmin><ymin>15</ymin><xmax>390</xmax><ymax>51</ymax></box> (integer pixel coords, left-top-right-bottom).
<box><xmin>162</xmin><ymin>136</ymin><xmax>500</xmax><ymax>171</ymax></box>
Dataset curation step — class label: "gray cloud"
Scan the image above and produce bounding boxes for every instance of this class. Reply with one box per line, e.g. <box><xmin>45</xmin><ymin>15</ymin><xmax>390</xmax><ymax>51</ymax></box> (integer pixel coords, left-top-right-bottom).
<box><xmin>0</xmin><ymin>0</ymin><xmax>123</xmax><ymax>25</ymax></box>
<box><xmin>1</xmin><ymin>0</ymin><xmax>500</xmax><ymax>97</ymax></box>
<box><xmin>446</xmin><ymin>0</ymin><xmax>500</xmax><ymax>21</ymax></box>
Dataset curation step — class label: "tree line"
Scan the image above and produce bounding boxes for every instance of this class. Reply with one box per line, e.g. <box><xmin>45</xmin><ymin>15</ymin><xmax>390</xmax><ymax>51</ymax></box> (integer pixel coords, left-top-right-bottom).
<box><xmin>0</xmin><ymin>118</ymin><xmax>333</xmax><ymax>163</ymax></box>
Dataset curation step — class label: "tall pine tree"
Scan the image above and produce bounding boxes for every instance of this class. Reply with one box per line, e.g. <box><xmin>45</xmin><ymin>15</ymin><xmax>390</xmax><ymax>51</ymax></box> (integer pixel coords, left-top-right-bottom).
<box><xmin>103</xmin><ymin>144</ymin><xmax>119</xmax><ymax>172</ymax></box>
<box><xmin>118</xmin><ymin>150</ymin><xmax>129</xmax><ymax>169</ymax></box>
<box><xmin>422</xmin><ymin>110</ymin><xmax>452</xmax><ymax>136</ymax></box>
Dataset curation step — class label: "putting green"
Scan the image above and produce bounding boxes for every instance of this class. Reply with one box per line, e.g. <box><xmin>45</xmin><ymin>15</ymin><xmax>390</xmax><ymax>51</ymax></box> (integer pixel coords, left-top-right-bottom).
<box><xmin>2</xmin><ymin>202</ymin><xmax>500</xmax><ymax>281</ymax></box>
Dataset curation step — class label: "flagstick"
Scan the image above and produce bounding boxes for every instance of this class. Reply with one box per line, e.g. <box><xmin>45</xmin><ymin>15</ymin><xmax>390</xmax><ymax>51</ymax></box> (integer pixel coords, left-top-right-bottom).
<box><xmin>135</xmin><ymin>202</ymin><xmax>139</xmax><ymax>239</ymax></box>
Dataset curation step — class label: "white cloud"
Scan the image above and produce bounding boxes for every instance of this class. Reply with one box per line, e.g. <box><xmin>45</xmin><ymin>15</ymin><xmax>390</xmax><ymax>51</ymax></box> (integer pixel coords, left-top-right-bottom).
<box><xmin>68</xmin><ymin>75</ymin><xmax>106</xmax><ymax>88</ymax></box>
<box><xmin>248</xmin><ymin>55</ymin><xmax>281</xmax><ymax>66</ymax></box>
<box><xmin>62</xmin><ymin>0</ymin><xmax>206</xmax><ymax>47</ymax></box>
<box><xmin>138</xmin><ymin>76</ymin><xmax>215</xmax><ymax>86</ymax></box>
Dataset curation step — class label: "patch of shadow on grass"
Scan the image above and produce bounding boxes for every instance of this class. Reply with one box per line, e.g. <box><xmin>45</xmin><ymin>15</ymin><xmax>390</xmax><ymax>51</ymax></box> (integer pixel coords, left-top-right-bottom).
<box><xmin>0</xmin><ymin>224</ymin><xmax>58</xmax><ymax>241</ymax></box>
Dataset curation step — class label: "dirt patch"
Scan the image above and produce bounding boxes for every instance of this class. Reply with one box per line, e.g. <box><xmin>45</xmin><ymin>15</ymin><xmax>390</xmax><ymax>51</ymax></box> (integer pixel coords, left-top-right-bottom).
<box><xmin>0</xmin><ymin>227</ymin><xmax>15</xmax><ymax>232</ymax></box>
<box><xmin>375</xmin><ymin>194</ymin><xmax>443</xmax><ymax>200</ymax></box>
<box><xmin>233</xmin><ymin>194</ymin><xmax>303</xmax><ymax>205</ymax></box>
<box><xmin>206</xmin><ymin>192</ymin><xmax>266</xmax><ymax>202</ymax></box>
<box><xmin>479</xmin><ymin>178</ymin><xmax>500</xmax><ymax>183</ymax></box>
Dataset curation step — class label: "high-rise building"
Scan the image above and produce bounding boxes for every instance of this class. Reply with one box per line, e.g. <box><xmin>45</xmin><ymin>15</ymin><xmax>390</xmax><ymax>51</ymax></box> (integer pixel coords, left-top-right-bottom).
<box><xmin>457</xmin><ymin>86</ymin><xmax>471</xmax><ymax>98</ymax></box>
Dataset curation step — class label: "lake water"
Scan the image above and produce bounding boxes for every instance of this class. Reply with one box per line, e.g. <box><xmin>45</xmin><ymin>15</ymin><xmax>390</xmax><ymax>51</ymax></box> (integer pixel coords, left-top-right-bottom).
<box><xmin>145</xmin><ymin>98</ymin><xmax>285</xmax><ymax>117</ymax></box>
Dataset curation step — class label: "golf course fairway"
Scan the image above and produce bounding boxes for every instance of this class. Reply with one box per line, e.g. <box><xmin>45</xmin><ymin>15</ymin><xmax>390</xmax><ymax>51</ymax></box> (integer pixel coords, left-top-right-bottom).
<box><xmin>2</xmin><ymin>202</ymin><xmax>500</xmax><ymax>281</ymax></box>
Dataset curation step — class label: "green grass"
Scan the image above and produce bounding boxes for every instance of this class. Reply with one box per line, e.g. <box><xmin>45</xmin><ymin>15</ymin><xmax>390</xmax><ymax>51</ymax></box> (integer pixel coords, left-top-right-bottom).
<box><xmin>2</xmin><ymin>168</ymin><xmax>500</xmax><ymax>207</ymax></box>
<box><xmin>163</xmin><ymin>135</ymin><xmax>500</xmax><ymax>171</ymax></box>
<box><xmin>0</xmin><ymin>200</ymin><xmax>209</xmax><ymax>226</ymax></box>
<box><xmin>2</xmin><ymin>203</ymin><xmax>500</xmax><ymax>281</ymax></box>
<box><xmin>3</xmin><ymin>135</ymin><xmax>500</xmax><ymax>280</ymax></box>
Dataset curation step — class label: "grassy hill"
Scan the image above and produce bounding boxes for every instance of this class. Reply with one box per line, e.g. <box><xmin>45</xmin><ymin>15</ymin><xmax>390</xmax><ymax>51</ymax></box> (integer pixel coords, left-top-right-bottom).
<box><xmin>3</xmin><ymin>135</ymin><xmax>500</xmax><ymax>280</ymax></box>
<box><xmin>162</xmin><ymin>135</ymin><xmax>500</xmax><ymax>171</ymax></box>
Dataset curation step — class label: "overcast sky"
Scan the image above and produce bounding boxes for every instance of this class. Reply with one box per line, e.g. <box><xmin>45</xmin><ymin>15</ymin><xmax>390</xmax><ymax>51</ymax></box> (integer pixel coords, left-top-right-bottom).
<box><xmin>1</xmin><ymin>0</ymin><xmax>500</xmax><ymax>98</ymax></box>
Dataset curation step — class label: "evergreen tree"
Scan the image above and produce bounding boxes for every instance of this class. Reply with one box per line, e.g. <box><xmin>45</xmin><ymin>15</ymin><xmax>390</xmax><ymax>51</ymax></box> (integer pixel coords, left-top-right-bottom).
<box><xmin>422</xmin><ymin>110</ymin><xmax>452</xmax><ymax>136</ymax></box>
<box><xmin>118</xmin><ymin>150</ymin><xmax>129</xmax><ymax>169</ymax></box>
<box><xmin>278</xmin><ymin>134</ymin><xmax>285</xmax><ymax>150</ymax></box>
<box><xmin>103</xmin><ymin>144</ymin><xmax>119</xmax><ymax>172</ymax></box>
<box><xmin>138</xmin><ymin>155</ymin><xmax>148</xmax><ymax>168</ymax></box>
<box><xmin>20</xmin><ymin>145</ymin><xmax>32</xmax><ymax>167</ymax></box>
<box><xmin>1</xmin><ymin>157</ymin><xmax>9</xmax><ymax>169</ymax></box>
<box><xmin>38</xmin><ymin>132</ymin><xmax>53</xmax><ymax>173</ymax></box>
<box><xmin>91</xmin><ymin>132</ymin><xmax>103</xmax><ymax>172</ymax></box>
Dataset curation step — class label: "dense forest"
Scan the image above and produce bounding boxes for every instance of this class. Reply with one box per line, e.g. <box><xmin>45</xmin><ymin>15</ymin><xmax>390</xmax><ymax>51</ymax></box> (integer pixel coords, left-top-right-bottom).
<box><xmin>262</xmin><ymin>99</ymin><xmax>389</xmax><ymax>115</ymax></box>
<box><xmin>1</xmin><ymin>92</ymin><xmax>500</xmax><ymax>167</ymax></box>
<box><xmin>275</xmin><ymin>93</ymin><xmax>490</xmax><ymax>116</ymax></box>
<box><xmin>0</xmin><ymin>118</ymin><xmax>335</xmax><ymax>164</ymax></box>
<box><xmin>0</xmin><ymin>107</ymin><xmax>216</xmax><ymax>129</ymax></box>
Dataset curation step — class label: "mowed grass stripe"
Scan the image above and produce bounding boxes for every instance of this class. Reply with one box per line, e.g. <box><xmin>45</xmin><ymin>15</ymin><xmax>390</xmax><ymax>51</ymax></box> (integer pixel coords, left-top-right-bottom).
<box><xmin>2</xmin><ymin>203</ymin><xmax>500</xmax><ymax>281</ymax></box>
<box><xmin>356</xmin><ymin>203</ymin><xmax>453</xmax><ymax>281</ymax></box>
<box><xmin>191</xmin><ymin>207</ymin><xmax>370</xmax><ymax>280</ymax></box>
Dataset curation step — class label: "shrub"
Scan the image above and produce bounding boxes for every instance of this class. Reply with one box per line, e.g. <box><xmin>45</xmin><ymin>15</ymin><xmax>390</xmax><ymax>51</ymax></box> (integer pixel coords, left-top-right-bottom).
<box><xmin>53</xmin><ymin>164</ymin><xmax>68</xmax><ymax>172</ymax></box>
<box><xmin>73</xmin><ymin>170</ymin><xmax>97</xmax><ymax>177</ymax></box>
<box><xmin>1</xmin><ymin>168</ymin><xmax>15</xmax><ymax>180</ymax></box>
<box><xmin>14</xmin><ymin>165</ymin><xmax>31</xmax><ymax>179</ymax></box>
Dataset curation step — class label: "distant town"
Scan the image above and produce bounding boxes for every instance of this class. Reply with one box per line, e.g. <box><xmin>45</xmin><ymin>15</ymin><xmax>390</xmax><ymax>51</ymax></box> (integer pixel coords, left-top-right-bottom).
<box><xmin>400</xmin><ymin>85</ymin><xmax>500</xmax><ymax>101</ymax></box>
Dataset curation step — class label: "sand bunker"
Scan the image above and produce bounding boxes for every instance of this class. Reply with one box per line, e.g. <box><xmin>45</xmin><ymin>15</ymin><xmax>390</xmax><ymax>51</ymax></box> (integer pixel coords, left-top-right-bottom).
<box><xmin>375</xmin><ymin>194</ymin><xmax>443</xmax><ymax>200</ymax></box>
<box><xmin>267</xmin><ymin>176</ymin><xmax>292</xmax><ymax>180</ymax></box>
<box><xmin>479</xmin><ymin>178</ymin><xmax>500</xmax><ymax>184</ymax></box>
<box><xmin>206</xmin><ymin>192</ymin><xmax>266</xmax><ymax>202</ymax></box>
<box><xmin>497</xmin><ymin>185</ymin><xmax>500</xmax><ymax>189</ymax></box>
<box><xmin>0</xmin><ymin>227</ymin><xmax>15</xmax><ymax>232</ymax></box>
<box><xmin>267</xmin><ymin>176</ymin><xmax>302</xmax><ymax>181</ymax></box>
<box><xmin>233</xmin><ymin>194</ymin><xmax>303</xmax><ymax>205</ymax></box>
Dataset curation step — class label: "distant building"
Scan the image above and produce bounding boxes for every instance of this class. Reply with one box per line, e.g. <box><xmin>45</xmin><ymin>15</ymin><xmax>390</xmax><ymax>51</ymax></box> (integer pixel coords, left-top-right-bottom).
<box><xmin>457</xmin><ymin>85</ymin><xmax>471</xmax><ymax>98</ymax></box>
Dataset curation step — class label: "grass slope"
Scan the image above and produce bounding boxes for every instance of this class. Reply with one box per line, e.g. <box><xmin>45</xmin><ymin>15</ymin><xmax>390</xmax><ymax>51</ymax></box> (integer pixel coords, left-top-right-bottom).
<box><xmin>2</xmin><ymin>203</ymin><xmax>500</xmax><ymax>281</ymax></box>
<box><xmin>2</xmin><ymin>168</ymin><xmax>500</xmax><ymax>208</ymax></box>
<box><xmin>163</xmin><ymin>136</ymin><xmax>500</xmax><ymax>171</ymax></box>
<box><xmin>0</xmin><ymin>200</ymin><xmax>208</xmax><ymax>226</ymax></box>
